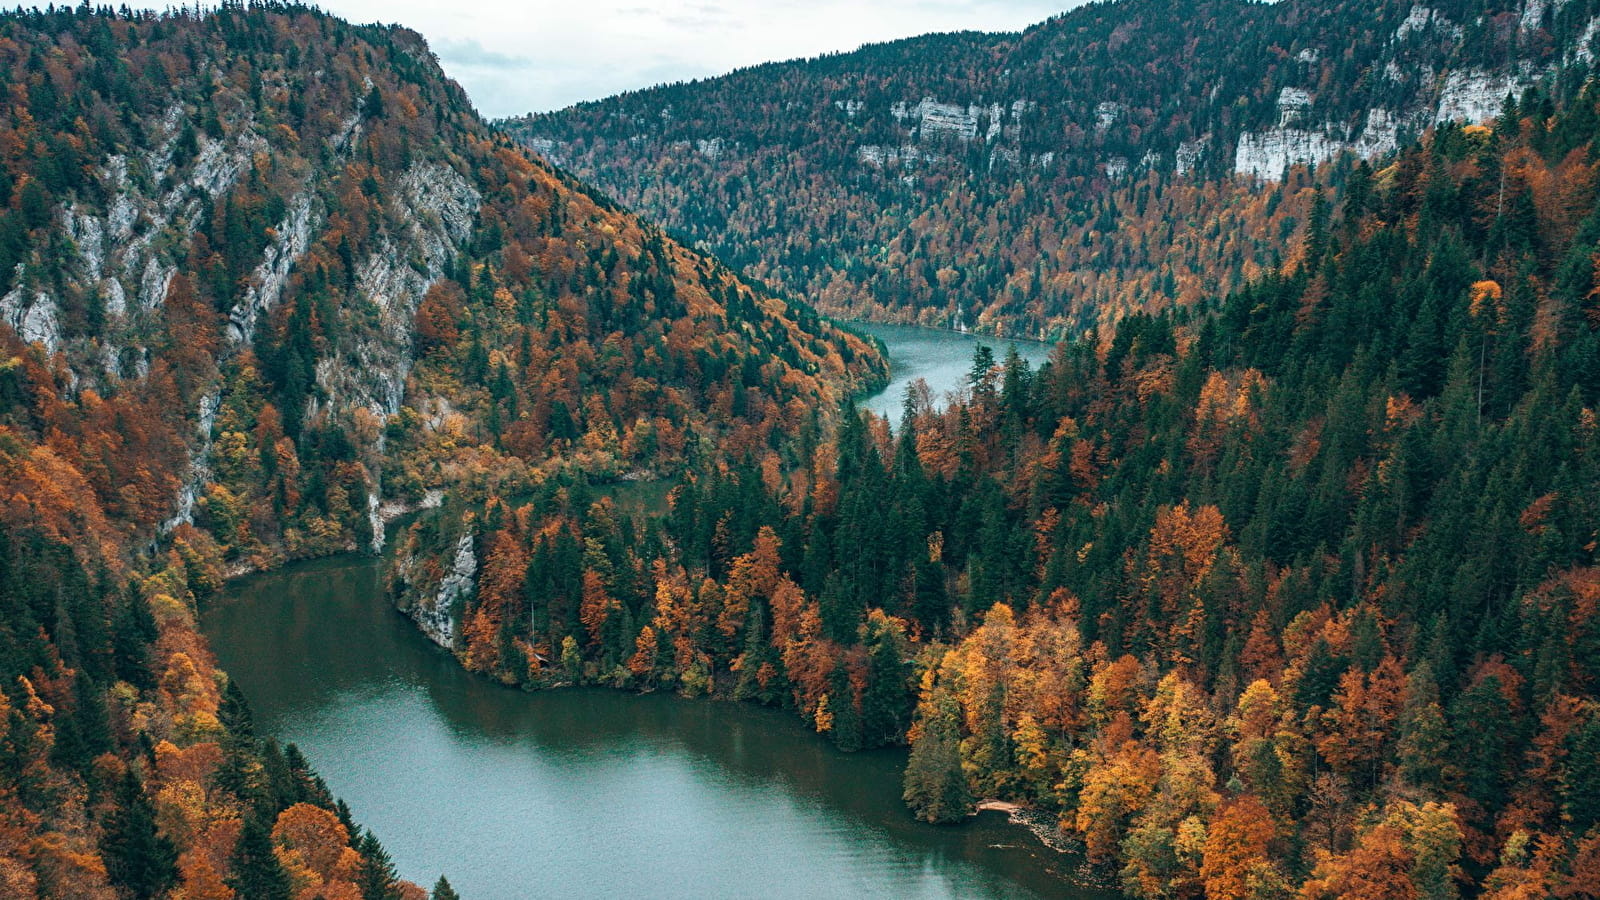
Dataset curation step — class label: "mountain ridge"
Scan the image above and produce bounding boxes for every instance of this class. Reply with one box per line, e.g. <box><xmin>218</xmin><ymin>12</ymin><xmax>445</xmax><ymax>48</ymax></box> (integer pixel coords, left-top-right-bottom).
<box><xmin>508</xmin><ymin>0</ymin><xmax>1600</xmax><ymax>336</ymax></box>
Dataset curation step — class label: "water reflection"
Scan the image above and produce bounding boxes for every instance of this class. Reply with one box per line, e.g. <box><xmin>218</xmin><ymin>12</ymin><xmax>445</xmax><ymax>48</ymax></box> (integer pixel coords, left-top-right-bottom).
<box><xmin>852</xmin><ymin>323</ymin><xmax>1056</xmax><ymax>421</ymax></box>
<box><xmin>205</xmin><ymin>558</ymin><xmax>1110</xmax><ymax>900</ymax></box>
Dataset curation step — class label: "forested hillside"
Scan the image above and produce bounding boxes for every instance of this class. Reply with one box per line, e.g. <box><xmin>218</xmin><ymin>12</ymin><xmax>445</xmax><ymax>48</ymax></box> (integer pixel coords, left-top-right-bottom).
<box><xmin>443</xmin><ymin>84</ymin><xmax>1600</xmax><ymax>896</ymax></box>
<box><xmin>0</xmin><ymin>3</ymin><xmax>879</xmax><ymax>895</ymax></box>
<box><xmin>510</xmin><ymin>0</ymin><xmax>1600</xmax><ymax>337</ymax></box>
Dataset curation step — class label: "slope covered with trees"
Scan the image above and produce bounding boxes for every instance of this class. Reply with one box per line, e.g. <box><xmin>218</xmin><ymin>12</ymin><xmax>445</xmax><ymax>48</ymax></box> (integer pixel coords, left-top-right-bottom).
<box><xmin>510</xmin><ymin>0</ymin><xmax>1600</xmax><ymax>338</ymax></box>
<box><xmin>0</xmin><ymin>2</ymin><xmax>880</xmax><ymax>895</ymax></box>
<box><xmin>440</xmin><ymin>83</ymin><xmax>1600</xmax><ymax>896</ymax></box>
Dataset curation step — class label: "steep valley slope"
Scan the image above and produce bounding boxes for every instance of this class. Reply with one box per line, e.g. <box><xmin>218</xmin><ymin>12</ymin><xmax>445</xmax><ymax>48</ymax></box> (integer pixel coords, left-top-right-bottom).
<box><xmin>0</xmin><ymin>3</ymin><xmax>880</xmax><ymax>895</ymax></box>
<box><xmin>511</xmin><ymin>0</ymin><xmax>1600</xmax><ymax>337</ymax></box>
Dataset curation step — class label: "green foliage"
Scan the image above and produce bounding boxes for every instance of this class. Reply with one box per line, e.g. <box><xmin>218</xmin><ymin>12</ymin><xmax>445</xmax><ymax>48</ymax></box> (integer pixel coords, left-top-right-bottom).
<box><xmin>904</xmin><ymin>698</ymin><xmax>971</xmax><ymax>824</ymax></box>
<box><xmin>99</xmin><ymin>771</ymin><xmax>180</xmax><ymax>900</ymax></box>
<box><xmin>226</xmin><ymin>816</ymin><xmax>294</xmax><ymax>900</ymax></box>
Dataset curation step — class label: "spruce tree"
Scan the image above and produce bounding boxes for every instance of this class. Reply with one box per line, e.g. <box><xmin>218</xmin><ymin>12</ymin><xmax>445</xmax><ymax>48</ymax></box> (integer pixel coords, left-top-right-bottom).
<box><xmin>226</xmin><ymin>815</ymin><xmax>292</xmax><ymax>900</ymax></box>
<box><xmin>358</xmin><ymin>831</ymin><xmax>404</xmax><ymax>900</ymax></box>
<box><xmin>1562</xmin><ymin>712</ymin><xmax>1600</xmax><ymax>834</ymax></box>
<box><xmin>100</xmin><ymin>771</ymin><xmax>179</xmax><ymax>900</ymax></box>
<box><xmin>903</xmin><ymin>699</ymin><xmax>970</xmax><ymax>823</ymax></box>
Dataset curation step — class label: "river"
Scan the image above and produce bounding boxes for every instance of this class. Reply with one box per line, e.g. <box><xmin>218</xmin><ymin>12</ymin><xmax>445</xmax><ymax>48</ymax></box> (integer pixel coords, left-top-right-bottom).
<box><xmin>852</xmin><ymin>322</ymin><xmax>1056</xmax><ymax>421</ymax></box>
<box><xmin>201</xmin><ymin>325</ymin><xmax>1102</xmax><ymax>900</ymax></box>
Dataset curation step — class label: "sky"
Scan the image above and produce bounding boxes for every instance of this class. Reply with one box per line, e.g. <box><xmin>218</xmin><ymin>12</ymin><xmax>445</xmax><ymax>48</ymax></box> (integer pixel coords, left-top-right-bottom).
<box><xmin>288</xmin><ymin>0</ymin><xmax>1074</xmax><ymax>118</ymax></box>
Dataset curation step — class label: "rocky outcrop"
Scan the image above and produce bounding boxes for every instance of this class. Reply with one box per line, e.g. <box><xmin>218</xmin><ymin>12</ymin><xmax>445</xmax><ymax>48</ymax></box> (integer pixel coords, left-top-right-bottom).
<box><xmin>1232</xmin><ymin>105</ymin><xmax>1402</xmax><ymax>178</ymax></box>
<box><xmin>0</xmin><ymin>287</ymin><xmax>61</xmax><ymax>354</ymax></box>
<box><xmin>1436</xmin><ymin>68</ymin><xmax>1533</xmax><ymax>125</ymax></box>
<box><xmin>393</xmin><ymin>530</ymin><xmax>473</xmax><ymax>649</ymax></box>
<box><xmin>314</xmin><ymin>161</ymin><xmax>481</xmax><ymax>423</ymax></box>
<box><xmin>226</xmin><ymin>193</ymin><xmax>315</xmax><ymax>344</ymax></box>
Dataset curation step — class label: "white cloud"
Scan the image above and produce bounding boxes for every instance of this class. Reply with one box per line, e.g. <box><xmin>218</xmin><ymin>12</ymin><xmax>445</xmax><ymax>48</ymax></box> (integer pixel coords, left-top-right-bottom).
<box><xmin>305</xmin><ymin>0</ymin><xmax>1074</xmax><ymax>117</ymax></box>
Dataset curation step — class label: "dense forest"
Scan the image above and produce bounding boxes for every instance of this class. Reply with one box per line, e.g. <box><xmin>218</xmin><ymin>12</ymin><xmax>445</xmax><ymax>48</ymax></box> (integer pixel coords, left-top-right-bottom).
<box><xmin>6</xmin><ymin>0</ymin><xmax>1600</xmax><ymax>897</ymax></box>
<box><xmin>413</xmin><ymin>83</ymin><xmax>1600</xmax><ymax>897</ymax></box>
<box><xmin>0</xmin><ymin>2</ymin><xmax>877</xmax><ymax>895</ymax></box>
<box><xmin>510</xmin><ymin>0</ymin><xmax>1600</xmax><ymax>338</ymax></box>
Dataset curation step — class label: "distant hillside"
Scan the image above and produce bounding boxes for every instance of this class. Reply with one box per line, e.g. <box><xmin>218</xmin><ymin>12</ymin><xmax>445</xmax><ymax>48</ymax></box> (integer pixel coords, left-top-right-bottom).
<box><xmin>488</xmin><ymin>66</ymin><xmax>1600</xmax><ymax>898</ymax></box>
<box><xmin>0</xmin><ymin>3</ymin><xmax>879</xmax><ymax>894</ymax></box>
<box><xmin>510</xmin><ymin>0</ymin><xmax>1600</xmax><ymax>336</ymax></box>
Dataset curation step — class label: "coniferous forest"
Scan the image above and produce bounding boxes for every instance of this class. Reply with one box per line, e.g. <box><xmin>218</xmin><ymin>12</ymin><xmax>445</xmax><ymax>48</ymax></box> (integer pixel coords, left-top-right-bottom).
<box><xmin>3</xmin><ymin>0</ymin><xmax>1600</xmax><ymax>898</ymax></box>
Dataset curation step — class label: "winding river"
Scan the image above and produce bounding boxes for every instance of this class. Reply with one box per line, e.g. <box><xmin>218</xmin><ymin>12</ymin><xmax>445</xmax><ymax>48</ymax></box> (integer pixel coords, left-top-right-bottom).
<box><xmin>202</xmin><ymin>327</ymin><xmax>1100</xmax><ymax>900</ymax></box>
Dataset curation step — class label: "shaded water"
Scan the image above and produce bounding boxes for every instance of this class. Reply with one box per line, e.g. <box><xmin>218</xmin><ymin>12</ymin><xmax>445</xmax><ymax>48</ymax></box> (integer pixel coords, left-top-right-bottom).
<box><xmin>204</xmin><ymin>557</ymin><xmax>1110</xmax><ymax>900</ymax></box>
<box><xmin>853</xmin><ymin>323</ymin><xmax>1056</xmax><ymax>421</ymax></box>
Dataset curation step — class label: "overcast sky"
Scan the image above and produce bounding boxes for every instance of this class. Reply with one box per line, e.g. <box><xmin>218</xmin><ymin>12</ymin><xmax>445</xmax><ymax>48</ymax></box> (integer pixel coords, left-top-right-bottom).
<box><xmin>292</xmin><ymin>0</ymin><xmax>1072</xmax><ymax>118</ymax></box>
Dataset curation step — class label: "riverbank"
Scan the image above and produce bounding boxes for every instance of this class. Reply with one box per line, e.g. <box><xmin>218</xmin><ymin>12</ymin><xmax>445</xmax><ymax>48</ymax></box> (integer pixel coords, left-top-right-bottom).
<box><xmin>204</xmin><ymin>555</ymin><xmax>1116</xmax><ymax>900</ymax></box>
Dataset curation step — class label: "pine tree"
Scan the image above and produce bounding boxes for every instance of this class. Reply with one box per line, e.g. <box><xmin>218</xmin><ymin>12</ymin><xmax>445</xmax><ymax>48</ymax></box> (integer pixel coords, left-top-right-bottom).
<box><xmin>827</xmin><ymin>661</ymin><xmax>863</xmax><ymax>752</ymax></box>
<box><xmin>358</xmin><ymin>830</ymin><xmax>404</xmax><ymax>900</ymax></box>
<box><xmin>226</xmin><ymin>815</ymin><xmax>293</xmax><ymax>900</ymax></box>
<box><xmin>433</xmin><ymin>875</ymin><xmax>461</xmax><ymax>900</ymax></box>
<box><xmin>100</xmin><ymin>771</ymin><xmax>179</xmax><ymax>900</ymax></box>
<box><xmin>903</xmin><ymin>698</ymin><xmax>970</xmax><ymax>823</ymax></box>
<box><xmin>1563</xmin><ymin>711</ymin><xmax>1600</xmax><ymax>834</ymax></box>
<box><xmin>862</xmin><ymin>619</ymin><xmax>911</xmax><ymax>748</ymax></box>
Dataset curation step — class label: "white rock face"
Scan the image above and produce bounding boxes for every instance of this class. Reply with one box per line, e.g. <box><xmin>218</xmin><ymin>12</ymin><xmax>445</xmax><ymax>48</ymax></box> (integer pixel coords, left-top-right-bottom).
<box><xmin>1394</xmin><ymin>5</ymin><xmax>1460</xmax><ymax>41</ymax></box>
<box><xmin>140</xmin><ymin>259</ymin><xmax>174</xmax><ymax>310</ymax></box>
<box><xmin>695</xmin><ymin>137</ymin><xmax>724</xmax><ymax>160</ymax></box>
<box><xmin>1395</xmin><ymin>5</ymin><xmax>1434</xmax><ymax>39</ymax></box>
<box><xmin>1095</xmin><ymin>101</ymin><xmax>1126</xmax><ymax>134</ymax></box>
<box><xmin>984</xmin><ymin>103</ymin><xmax>1005</xmax><ymax>142</ymax></box>
<box><xmin>1234</xmin><ymin>128</ymin><xmax>1345</xmax><ymax>178</ymax></box>
<box><xmin>197</xmin><ymin>389</ymin><xmax>221</xmax><ymax>439</ymax></box>
<box><xmin>1233</xmin><ymin>104</ymin><xmax>1404</xmax><ymax>179</ymax></box>
<box><xmin>857</xmin><ymin>144</ymin><xmax>923</xmax><ymax>168</ymax></box>
<box><xmin>187</xmin><ymin>135</ymin><xmax>255</xmax><ymax>198</ymax></box>
<box><xmin>0</xmin><ymin>287</ymin><xmax>61</xmax><ymax>354</ymax></box>
<box><xmin>1176</xmin><ymin>137</ymin><xmax>1208</xmax><ymax>176</ymax></box>
<box><xmin>1353</xmin><ymin>108</ymin><xmax>1402</xmax><ymax>158</ymax></box>
<box><xmin>313</xmin><ymin>162</ymin><xmax>480</xmax><ymax>422</ymax></box>
<box><xmin>416</xmin><ymin>533</ymin><xmax>475</xmax><ymax>648</ymax></box>
<box><xmin>1572</xmin><ymin>16</ymin><xmax>1600</xmax><ymax>62</ymax></box>
<box><xmin>1437</xmin><ymin>69</ymin><xmax>1529</xmax><ymax>123</ymax></box>
<box><xmin>227</xmin><ymin>193</ymin><xmax>314</xmax><ymax>343</ymax></box>
<box><xmin>66</xmin><ymin>208</ymin><xmax>106</xmax><ymax>282</ymax></box>
<box><xmin>1104</xmin><ymin>156</ymin><xmax>1129</xmax><ymax>179</ymax></box>
<box><xmin>368</xmin><ymin>492</ymin><xmax>385</xmax><ymax>554</ymax></box>
<box><xmin>1521</xmin><ymin>0</ymin><xmax>1548</xmax><ymax>33</ymax></box>
<box><xmin>526</xmin><ymin>137</ymin><xmax>562</xmax><ymax>163</ymax></box>
<box><xmin>902</xmin><ymin>98</ymin><xmax>979</xmax><ymax>141</ymax></box>
<box><xmin>1277</xmin><ymin>88</ymin><xmax>1313</xmax><ymax>127</ymax></box>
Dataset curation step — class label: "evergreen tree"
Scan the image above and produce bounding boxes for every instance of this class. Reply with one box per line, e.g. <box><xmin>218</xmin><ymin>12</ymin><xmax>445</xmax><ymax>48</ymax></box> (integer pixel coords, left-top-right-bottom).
<box><xmin>1563</xmin><ymin>711</ymin><xmax>1600</xmax><ymax>834</ymax></box>
<box><xmin>358</xmin><ymin>831</ymin><xmax>404</xmax><ymax>900</ymax></box>
<box><xmin>903</xmin><ymin>698</ymin><xmax>970</xmax><ymax>823</ymax></box>
<box><xmin>100</xmin><ymin>771</ymin><xmax>179</xmax><ymax>900</ymax></box>
<box><xmin>226</xmin><ymin>815</ymin><xmax>293</xmax><ymax>900</ymax></box>
<box><xmin>861</xmin><ymin>619</ymin><xmax>911</xmax><ymax>748</ymax></box>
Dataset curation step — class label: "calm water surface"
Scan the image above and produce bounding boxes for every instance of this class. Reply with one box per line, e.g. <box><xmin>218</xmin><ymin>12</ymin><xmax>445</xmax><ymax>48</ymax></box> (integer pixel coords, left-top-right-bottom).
<box><xmin>853</xmin><ymin>323</ymin><xmax>1056</xmax><ymax>421</ymax></box>
<box><xmin>204</xmin><ymin>557</ymin><xmax>1109</xmax><ymax>900</ymax></box>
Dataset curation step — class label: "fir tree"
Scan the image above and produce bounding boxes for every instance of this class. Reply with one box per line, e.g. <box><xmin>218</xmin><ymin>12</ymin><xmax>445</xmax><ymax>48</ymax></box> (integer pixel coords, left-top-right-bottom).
<box><xmin>226</xmin><ymin>815</ymin><xmax>293</xmax><ymax>900</ymax></box>
<box><xmin>100</xmin><ymin>771</ymin><xmax>179</xmax><ymax>900</ymax></box>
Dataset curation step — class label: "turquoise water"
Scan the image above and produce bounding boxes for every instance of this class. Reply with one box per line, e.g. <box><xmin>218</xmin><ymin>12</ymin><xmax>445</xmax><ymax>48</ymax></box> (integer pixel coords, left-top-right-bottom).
<box><xmin>853</xmin><ymin>323</ymin><xmax>1055</xmax><ymax>421</ymax></box>
<box><xmin>204</xmin><ymin>557</ymin><xmax>1108</xmax><ymax>900</ymax></box>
